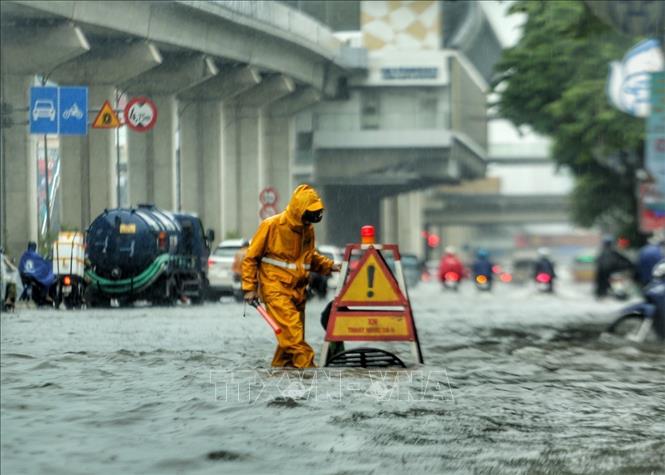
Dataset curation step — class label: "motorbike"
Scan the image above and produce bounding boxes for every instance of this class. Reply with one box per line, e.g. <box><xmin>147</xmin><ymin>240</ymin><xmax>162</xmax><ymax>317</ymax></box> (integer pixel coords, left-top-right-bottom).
<box><xmin>18</xmin><ymin>245</ymin><xmax>57</xmax><ymax>307</ymax></box>
<box><xmin>608</xmin><ymin>271</ymin><xmax>630</xmax><ymax>301</ymax></box>
<box><xmin>441</xmin><ymin>271</ymin><xmax>461</xmax><ymax>291</ymax></box>
<box><xmin>474</xmin><ymin>274</ymin><xmax>492</xmax><ymax>291</ymax></box>
<box><xmin>607</xmin><ymin>278</ymin><xmax>665</xmax><ymax>343</ymax></box>
<box><xmin>55</xmin><ymin>274</ymin><xmax>85</xmax><ymax>309</ymax></box>
<box><xmin>19</xmin><ymin>275</ymin><xmax>56</xmax><ymax>306</ymax></box>
<box><xmin>534</xmin><ymin>272</ymin><xmax>554</xmax><ymax>293</ymax></box>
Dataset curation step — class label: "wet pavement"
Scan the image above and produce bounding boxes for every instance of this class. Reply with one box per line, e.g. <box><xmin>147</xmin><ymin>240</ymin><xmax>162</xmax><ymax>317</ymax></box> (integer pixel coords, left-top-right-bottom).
<box><xmin>1</xmin><ymin>279</ymin><xmax>664</xmax><ymax>474</ymax></box>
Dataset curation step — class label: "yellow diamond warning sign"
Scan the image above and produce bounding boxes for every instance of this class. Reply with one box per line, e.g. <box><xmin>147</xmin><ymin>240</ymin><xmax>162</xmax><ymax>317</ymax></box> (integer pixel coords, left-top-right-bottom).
<box><xmin>337</xmin><ymin>247</ymin><xmax>406</xmax><ymax>306</ymax></box>
<box><xmin>92</xmin><ymin>100</ymin><xmax>121</xmax><ymax>128</ymax></box>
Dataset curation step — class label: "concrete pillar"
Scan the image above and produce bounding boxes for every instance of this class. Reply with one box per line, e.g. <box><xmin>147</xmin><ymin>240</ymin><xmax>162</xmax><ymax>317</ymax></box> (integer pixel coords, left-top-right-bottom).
<box><xmin>237</xmin><ymin>106</ymin><xmax>263</xmax><ymax>239</ymax></box>
<box><xmin>127</xmin><ymin>95</ymin><xmax>177</xmax><ymax>209</ymax></box>
<box><xmin>263</xmin><ymin>113</ymin><xmax>293</xmax><ymax>213</ymax></box>
<box><xmin>221</xmin><ymin>104</ymin><xmax>239</xmax><ymax>240</ymax></box>
<box><xmin>380</xmin><ymin>196</ymin><xmax>399</xmax><ymax>244</ymax></box>
<box><xmin>60</xmin><ymin>85</ymin><xmax>116</xmax><ymax>230</ymax></box>
<box><xmin>397</xmin><ymin>191</ymin><xmax>424</xmax><ymax>257</ymax></box>
<box><xmin>1</xmin><ymin>75</ymin><xmax>38</xmax><ymax>258</ymax></box>
<box><xmin>179</xmin><ymin>100</ymin><xmax>223</xmax><ymax>237</ymax></box>
<box><xmin>201</xmin><ymin>101</ymin><xmax>224</xmax><ymax>238</ymax></box>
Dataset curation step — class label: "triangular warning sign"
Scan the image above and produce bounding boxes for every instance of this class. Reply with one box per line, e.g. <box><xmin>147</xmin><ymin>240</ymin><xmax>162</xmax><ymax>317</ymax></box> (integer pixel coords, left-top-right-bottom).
<box><xmin>337</xmin><ymin>247</ymin><xmax>406</xmax><ymax>306</ymax></box>
<box><xmin>92</xmin><ymin>100</ymin><xmax>121</xmax><ymax>128</ymax></box>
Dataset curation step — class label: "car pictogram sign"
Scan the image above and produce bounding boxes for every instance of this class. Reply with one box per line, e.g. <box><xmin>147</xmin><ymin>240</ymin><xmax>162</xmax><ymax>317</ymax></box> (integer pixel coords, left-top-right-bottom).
<box><xmin>92</xmin><ymin>100</ymin><xmax>121</xmax><ymax>129</ymax></box>
<box><xmin>336</xmin><ymin>247</ymin><xmax>406</xmax><ymax>306</ymax></box>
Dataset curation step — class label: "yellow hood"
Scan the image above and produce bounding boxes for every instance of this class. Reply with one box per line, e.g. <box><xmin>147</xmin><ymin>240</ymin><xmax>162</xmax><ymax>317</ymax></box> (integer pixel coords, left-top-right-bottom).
<box><xmin>284</xmin><ymin>184</ymin><xmax>324</xmax><ymax>228</ymax></box>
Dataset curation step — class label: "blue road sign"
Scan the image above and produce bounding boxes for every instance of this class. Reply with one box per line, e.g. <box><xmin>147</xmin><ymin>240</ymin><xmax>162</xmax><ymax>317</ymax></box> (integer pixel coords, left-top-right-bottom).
<box><xmin>30</xmin><ymin>86</ymin><xmax>58</xmax><ymax>134</ymax></box>
<box><xmin>59</xmin><ymin>86</ymin><xmax>87</xmax><ymax>135</ymax></box>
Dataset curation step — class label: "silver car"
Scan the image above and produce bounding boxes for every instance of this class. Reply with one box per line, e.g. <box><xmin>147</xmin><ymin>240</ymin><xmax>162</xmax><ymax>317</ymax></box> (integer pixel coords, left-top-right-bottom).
<box><xmin>208</xmin><ymin>239</ymin><xmax>246</xmax><ymax>298</ymax></box>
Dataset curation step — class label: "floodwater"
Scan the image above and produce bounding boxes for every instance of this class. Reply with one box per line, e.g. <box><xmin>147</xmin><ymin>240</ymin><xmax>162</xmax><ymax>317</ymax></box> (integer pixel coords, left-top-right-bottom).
<box><xmin>1</xmin><ymin>279</ymin><xmax>664</xmax><ymax>474</ymax></box>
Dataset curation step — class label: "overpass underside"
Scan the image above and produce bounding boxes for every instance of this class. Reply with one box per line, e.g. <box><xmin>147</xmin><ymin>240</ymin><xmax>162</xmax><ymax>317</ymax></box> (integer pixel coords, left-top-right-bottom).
<box><xmin>0</xmin><ymin>0</ymin><xmax>350</xmax><ymax>257</ymax></box>
<box><xmin>314</xmin><ymin>135</ymin><xmax>486</xmax><ymax>246</ymax></box>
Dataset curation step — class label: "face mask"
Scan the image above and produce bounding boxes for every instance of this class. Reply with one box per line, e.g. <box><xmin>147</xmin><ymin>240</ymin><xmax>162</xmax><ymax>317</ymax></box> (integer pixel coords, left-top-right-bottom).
<box><xmin>303</xmin><ymin>209</ymin><xmax>323</xmax><ymax>223</ymax></box>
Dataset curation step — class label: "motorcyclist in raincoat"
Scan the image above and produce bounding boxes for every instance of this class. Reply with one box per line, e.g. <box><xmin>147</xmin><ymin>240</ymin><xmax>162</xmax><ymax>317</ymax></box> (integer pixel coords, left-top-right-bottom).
<box><xmin>242</xmin><ymin>184</ymin><xmax>340</xmax><ymax>368</ymax></box>
<box><xmin>438</xmin><ymin>246</ymin><xmax>465</xmax><ymax>284</ymax></box>
<box><xmin>18</xmin><ymin>241</ymin><xmax>56</xmax><ymax>305</ymax></box>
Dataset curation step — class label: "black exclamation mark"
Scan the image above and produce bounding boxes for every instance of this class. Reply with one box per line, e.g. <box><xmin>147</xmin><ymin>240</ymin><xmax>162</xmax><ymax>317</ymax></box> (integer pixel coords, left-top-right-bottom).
<box><xmin>367</xmin><ymin>265</ymin><xmax>375</xmax><ymax>298</ymax></box>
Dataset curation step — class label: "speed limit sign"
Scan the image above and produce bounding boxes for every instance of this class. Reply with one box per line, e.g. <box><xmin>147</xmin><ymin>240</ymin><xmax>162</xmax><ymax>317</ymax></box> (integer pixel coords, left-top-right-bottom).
<box><xmin>259</xmin><ymin>187</ymin><xmax>279</xmax><ymax>206</ymax></box>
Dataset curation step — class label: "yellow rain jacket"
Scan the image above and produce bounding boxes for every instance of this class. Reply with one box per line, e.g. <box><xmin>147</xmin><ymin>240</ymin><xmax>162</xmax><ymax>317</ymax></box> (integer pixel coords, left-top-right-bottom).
<box><xmin>242</xmin><ymin>184</ymin><xmax>335</xmax><ymax>368</ymax></box>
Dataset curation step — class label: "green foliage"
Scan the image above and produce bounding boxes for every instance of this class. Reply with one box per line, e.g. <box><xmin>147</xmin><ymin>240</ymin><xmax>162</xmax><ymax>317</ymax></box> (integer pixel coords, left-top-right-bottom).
<box><xmin>493</xmin><ymin>0</ymin><xmax>646</xmax><ymax>243</ymax></box>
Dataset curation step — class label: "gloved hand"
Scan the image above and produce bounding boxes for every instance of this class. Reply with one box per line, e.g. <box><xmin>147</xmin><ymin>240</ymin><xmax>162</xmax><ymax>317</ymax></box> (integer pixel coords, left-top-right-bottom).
<box><xmin>244</xmin><ymin>290</ymin><xmax>260</xmax><ymax>306</ymax></box>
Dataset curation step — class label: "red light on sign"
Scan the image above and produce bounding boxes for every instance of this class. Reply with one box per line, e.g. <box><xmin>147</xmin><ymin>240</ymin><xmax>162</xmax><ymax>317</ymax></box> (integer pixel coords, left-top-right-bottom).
<box><xmin>361</xmin><ymin>225</ymin><xmax>376</xmax><ymax>244</ymax></box>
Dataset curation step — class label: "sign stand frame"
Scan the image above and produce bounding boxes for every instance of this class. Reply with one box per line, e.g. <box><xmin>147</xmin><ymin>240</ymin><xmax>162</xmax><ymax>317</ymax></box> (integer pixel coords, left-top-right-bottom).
<box><xmin>320</xmin><ymin>243</ymin><xmax>424</xmax><ymax>367</ymax></box>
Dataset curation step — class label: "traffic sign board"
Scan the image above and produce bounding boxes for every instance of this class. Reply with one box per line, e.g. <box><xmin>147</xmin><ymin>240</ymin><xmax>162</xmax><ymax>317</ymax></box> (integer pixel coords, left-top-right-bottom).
<box><xmin>92</xmin><ymin>100</ymin><xmax>121</xmax><ymax>128</ymax></box>
<box><xmin>327</xmin><ymin>311</ymin><xmax>413</xmax><ymax>340</ymax></box>
<box><xmin>321</xmin><ymin>244</ymin><xmax>424</xmax><ymax>366</ymax></box>
<box><xmin>259</xmin><ymin>204</ymin><xmax>278</xmax><ymax>220</ymax></box>
<box><xmin>124</xmin><ymin>96</ymin><xmax>157</xmax><ymax>132</ymax></box>
<box><xmin>337</xmin><ymin>248</ymin><xmax>406</xmax><ymax>306</ymax></box>
<box><xmin>30</xmin><ymin>87</ymin><xmax>58</xmax><ymax>134</ymax></box>
<box><xmin>59</xmin><ymin>87</ymin><xmax>87</xmax><ymax>135</ymax></box>
<box><xmin>259</xmin><ymin>187</ymin><xmax>279</xmax><ymax>206</ymax></box>
<box><xmin>30</xmin><ymin>86</ymin><xmax>88</xmax><ymax>135</ymax></box>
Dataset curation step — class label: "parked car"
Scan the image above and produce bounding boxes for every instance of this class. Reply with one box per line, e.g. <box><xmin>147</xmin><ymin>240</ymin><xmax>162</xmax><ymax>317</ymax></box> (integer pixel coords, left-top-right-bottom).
<box><xmin>400</xmin><ymin>253</ymin><xmax>424</xmax><ymax>290</ymax></box>
<box><xmin>208</xmin><ymin>239</ymin><xmax>246</xmax><ymax>299</ymax></box>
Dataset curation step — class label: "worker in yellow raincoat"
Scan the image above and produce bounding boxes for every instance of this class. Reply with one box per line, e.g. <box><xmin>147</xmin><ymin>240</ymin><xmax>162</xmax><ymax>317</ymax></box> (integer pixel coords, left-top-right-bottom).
<box><xmin>242</xmin><ymin>184</ymin><xmax>340</xmax><ymax>368</ymax></box>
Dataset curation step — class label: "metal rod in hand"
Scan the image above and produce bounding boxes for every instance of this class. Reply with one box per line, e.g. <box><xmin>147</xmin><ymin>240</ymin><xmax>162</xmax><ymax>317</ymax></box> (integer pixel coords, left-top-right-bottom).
<box><xmin>250</xmin><ymin>300</ymin><xmax>282</xmax><ymax>335</ymax></box>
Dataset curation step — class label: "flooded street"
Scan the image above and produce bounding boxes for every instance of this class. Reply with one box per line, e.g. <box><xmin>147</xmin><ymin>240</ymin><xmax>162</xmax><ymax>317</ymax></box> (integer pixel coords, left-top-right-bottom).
<box><xmin>2</xmin><ymin>280</ymin><xmax>664</xmax><ymax>475</ymax></box>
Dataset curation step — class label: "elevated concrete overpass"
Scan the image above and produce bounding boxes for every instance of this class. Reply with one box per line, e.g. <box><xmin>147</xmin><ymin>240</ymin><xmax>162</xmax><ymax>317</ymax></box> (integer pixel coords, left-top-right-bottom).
<box><xmin>424</xmin><ymin>193</ymin><xmax>571</xmax><ymax>226</ymax></box>
<box><xmin>1</xmin><ymin>0</ymin><xmax>358</xmax><ymax>256</ymax></box>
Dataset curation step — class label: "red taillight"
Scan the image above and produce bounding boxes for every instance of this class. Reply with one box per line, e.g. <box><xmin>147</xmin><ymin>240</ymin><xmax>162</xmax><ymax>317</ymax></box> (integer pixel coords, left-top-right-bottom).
<box><xmin>492</xmin><ymin>265</ymin><xmax>502</xmax><ymax>274</ymax></box>
<box><xmin>500</xmin><ymin>273</ymin><xmax>512</xmax><ymax>283</ymax></box>
<box><xmin>158</xmin><ymin>231</ymin><xmax>168</xmax><ymax>250</ymax></box>
<box><xmin>208</xmin><ymin>259</ymin><xmax>214</xmax><ymax>267</ymax></box>
<box><xmin>444</xmin><ymin>271</ymin><xmax>460</xmax><ymax>281</ymax></box>
<box><xmin>63</xmin><ymin>275</ymin><xmax>72</xmax><ymax>286</ymax></box>
<box><xmin>536</xmin><ymin>273</ymin><xmax>551</xmax><ymax>283</ymax></box>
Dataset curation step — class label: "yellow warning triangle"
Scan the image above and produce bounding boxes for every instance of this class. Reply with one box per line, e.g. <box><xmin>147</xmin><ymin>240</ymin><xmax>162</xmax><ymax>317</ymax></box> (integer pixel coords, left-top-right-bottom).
<box><xmin>337</xmin><ymin>248</ymin><xmax>406</xmax><ymax>306</ymax></box>
<box><xmin>92</xmin><ymin>100</ymin><xmax>121</xmax><ymax>128</ymax></box>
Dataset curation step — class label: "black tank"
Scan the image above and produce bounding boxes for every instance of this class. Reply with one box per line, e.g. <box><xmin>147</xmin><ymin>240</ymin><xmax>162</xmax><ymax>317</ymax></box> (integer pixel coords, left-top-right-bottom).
<box><xmin>86</xmin><ymin>205</ymin><xmax>181</xmax><ymax>280</ymax></box>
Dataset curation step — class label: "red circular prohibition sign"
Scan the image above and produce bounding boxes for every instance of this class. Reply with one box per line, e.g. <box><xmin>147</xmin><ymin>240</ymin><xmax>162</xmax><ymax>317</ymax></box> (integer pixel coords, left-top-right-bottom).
<box><xmin>124</xmin><ymin>96</ymin><xmax>158</xmax><ymax>132</ymax></box>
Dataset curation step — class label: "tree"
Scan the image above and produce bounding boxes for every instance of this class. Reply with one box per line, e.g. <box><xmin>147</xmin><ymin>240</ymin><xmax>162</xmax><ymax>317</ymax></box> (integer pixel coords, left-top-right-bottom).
<box><xmin>493</xmin><ymin>0</ymin><xmax>645</xmax><ymax>244</ymax></box>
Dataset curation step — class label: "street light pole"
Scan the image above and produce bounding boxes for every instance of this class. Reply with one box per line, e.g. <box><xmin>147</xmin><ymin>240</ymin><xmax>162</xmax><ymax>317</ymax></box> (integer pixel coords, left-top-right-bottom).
<box><xmin>41</xmin><ymin>76</ymin><xmax>51</xmax><ymax>250</ymax></box>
